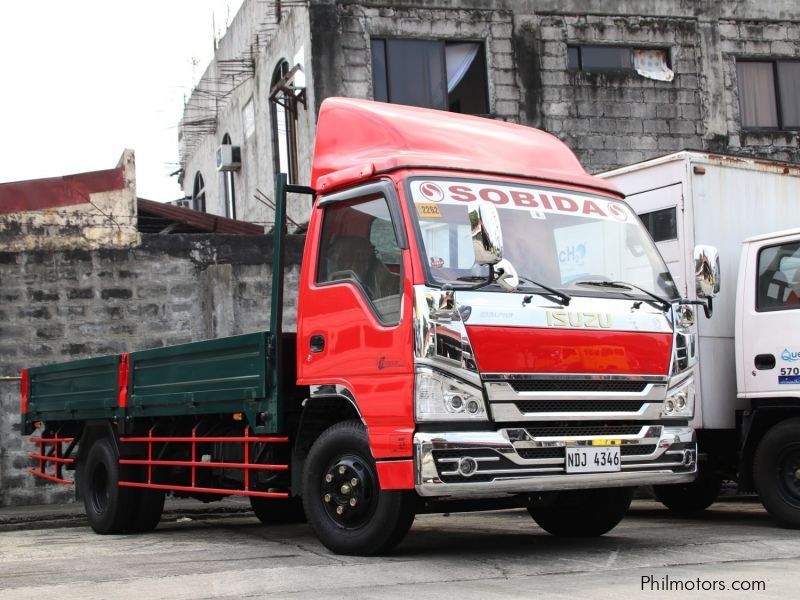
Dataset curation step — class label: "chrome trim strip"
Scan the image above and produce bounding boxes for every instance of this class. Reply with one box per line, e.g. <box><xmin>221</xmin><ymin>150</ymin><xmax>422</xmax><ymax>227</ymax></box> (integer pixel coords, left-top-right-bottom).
<box><xmin>481</xmin><ymin>373</ymin><xmax>669</xmax><ymax>383</ymax></box>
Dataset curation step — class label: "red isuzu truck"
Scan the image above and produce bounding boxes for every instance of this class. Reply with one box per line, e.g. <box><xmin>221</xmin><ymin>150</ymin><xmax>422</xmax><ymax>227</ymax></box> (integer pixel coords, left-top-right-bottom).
<box><xmin>21</xmin><ymin>98</ymin><xmax>704</xmax><ymax>555</ymax></box>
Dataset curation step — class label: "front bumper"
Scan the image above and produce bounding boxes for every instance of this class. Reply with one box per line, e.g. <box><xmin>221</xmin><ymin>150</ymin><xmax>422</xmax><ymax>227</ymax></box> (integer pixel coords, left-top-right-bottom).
<box><xmin>414</xmin><ymin>425</ymin><xmax>696</xmax><ymax>497</ymax></box>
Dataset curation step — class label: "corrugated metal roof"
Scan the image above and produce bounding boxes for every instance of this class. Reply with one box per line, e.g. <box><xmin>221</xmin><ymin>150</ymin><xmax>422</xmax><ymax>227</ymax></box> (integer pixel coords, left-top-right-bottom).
<box><xmin>137</xmin><ymin>199</ymin><xmax>264</xmax><ymax>235</ymax></box>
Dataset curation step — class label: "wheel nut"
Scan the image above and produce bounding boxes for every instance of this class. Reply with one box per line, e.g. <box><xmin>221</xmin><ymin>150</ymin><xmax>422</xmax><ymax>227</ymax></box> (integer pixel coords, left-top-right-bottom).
<box><xmin>324</xmin><ymin>494</ymin><xmax>331</xmax><ymax>503</ymax></box>
<box><xmin>340</xmin><ymin>484</ymin><xmax>351</xmax><ymax>495</ymax></box>
<box><xmin>336</xmin><ymin>505</ymin><xmax>344</xmax><ymax>515</ymax></box>
<box><xmin>325</xmin><ymin>473</ymin><xmax>333</xmax><ymax>483</ymax></box>
<box><xmin>338</xmin><ymin>465</ymin><xmax>346</xmax><ymax>474</ymax></box>
<box><xmin>349</xmin><ymin>498</ymin><xmax>357</xmax><ymax>507</ymax></box>
<box><xmin>351</xmin><ymin>478</ymin><xmax>358</xmax><ymax>486</ymax></box>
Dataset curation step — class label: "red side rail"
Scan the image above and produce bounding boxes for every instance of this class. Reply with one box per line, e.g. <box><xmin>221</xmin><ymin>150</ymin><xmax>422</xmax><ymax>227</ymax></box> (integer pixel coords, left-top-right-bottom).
<box><xmin>117</xmin><ymin>426</ymin><xmax>290</xmax><ymax>499</ymax></box>
<box><xmin>28</xmin><ymin>434</ymin><xmax>75</xmax><ymax>485</ymax></box>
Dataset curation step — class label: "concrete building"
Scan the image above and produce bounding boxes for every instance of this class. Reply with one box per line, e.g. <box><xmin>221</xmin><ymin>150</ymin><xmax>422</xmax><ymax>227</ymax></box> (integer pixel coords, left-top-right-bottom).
<box><xmin>178</xmin><ymin>0</ymin><xmax>800</xmax><ymax>226</ymax></box>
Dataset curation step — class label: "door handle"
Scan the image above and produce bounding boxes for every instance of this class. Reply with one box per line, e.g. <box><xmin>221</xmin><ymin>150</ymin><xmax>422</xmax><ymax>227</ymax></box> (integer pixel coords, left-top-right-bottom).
<box><xmin>754</xmin><ymin>354</ymin><xmax>776</xmax><ymax>370</ymax></box>
<box><xmin>310</xmin><ymin>334</ymin><xmax>325</xmax><ymax>353</ymax></box>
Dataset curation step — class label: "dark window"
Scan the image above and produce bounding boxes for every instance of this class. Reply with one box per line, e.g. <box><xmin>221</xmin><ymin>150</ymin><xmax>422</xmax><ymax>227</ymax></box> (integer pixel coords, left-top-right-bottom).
<box><xmin>221</xmin><ymin>133</ymin><xmax>236</xmax><ymax>219</ymax></box>
<box><xmin>737</xmin><ymin>60</ymin><xmax>800</xmax><ymax>130</ymax></box>
<box><xmin>568</xmin><ymin>46</ymin><xmax>671</xmax><ymax>76</ymax></box>
<box><xmin>192</xmin><ymin>172</ymin><xmax>205</xmax><ymax>212</ymax></box>
<box><xmin>756</xmin><ymin>241</ymin><xmax>800</xmax><ymax>311</ymax></box>
<box><xmin>569</xmin><ymin>46</ymin><xmax>634</xmax><ymax>72</ymax></box>
<box><xmin>317</xmin><ymin>195</ymin><xmax>403</xmax><ymax>323</ymax></box>
<box><xmin>371</xmin><ymin>39</ymin><xmax>488</xmax><ymax>115</ymax></box>
<box><xmin>270</xmin><ymin>60</ymin><xmax>298</xmax><ymax>183</ymax></box>
<box><xmin>640</xmin><ymin>207</ymin><xmax>677</xmax><ymax>243</ymax></box>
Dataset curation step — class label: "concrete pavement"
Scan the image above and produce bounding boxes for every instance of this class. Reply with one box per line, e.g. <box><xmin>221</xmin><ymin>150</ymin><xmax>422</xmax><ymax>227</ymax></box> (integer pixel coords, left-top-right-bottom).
<box><xmin>0</xmin><ymin>499</ymin><xmax>795</xmax><ymax>599</ymax></box>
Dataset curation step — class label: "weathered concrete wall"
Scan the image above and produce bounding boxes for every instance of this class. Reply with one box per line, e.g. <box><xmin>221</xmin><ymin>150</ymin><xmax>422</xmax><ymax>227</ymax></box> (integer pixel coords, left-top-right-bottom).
<box><xmin>0</xmin><ymin>150</ymin><xmax>139</xmax><ymax>251</ymax></box>
<box><xmin>181</xmin><ymin>0</ymin><xmax>800</xmax><ymax>228</ymax></box>
<box><xmin>180</xmin><ymin>0</ymin><xmax>315</xmax><ymax>230</ymax></box>
<box><xmin>0</xmin><ymin>233</ymin><xmax>303</xmax><ymax>506</ymax></box>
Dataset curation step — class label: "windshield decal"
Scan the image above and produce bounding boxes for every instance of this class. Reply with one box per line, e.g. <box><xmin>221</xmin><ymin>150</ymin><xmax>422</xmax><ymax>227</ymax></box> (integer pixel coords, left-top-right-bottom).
<box><xmin>410</xmin><ymin>180</ymin><xmax>631</xmax><ymax>223</ymax></box>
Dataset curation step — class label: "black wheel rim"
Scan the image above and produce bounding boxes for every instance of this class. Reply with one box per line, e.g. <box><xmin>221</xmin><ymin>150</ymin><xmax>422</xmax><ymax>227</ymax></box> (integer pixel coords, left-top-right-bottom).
<box><xmin>90</xmin><ymin>463</ymin><xmax>109</xmax><ymax>515</ymax></box>
<box><xmin>777</xmin><ymin>445</ymin><xmax>800</xmax><ymax>506</ymax></box>
<box><xmin>320</xmin><ymin>453</ymin><xmax>377</xmax><ymax>529</ymax></box>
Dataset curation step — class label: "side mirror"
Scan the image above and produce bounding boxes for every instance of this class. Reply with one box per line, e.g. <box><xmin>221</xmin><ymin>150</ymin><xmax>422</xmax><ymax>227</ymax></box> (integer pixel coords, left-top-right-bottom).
<box><xmin>467</xmin><ymin>200</ymin><xmax>503</xmax><ymax>266</ymax></box>
<box><xmin>494</xmin><ymin>258</ymin><xmax>519</xmax><ymax>292</ymax></box>
<box><xmin>694</xmin><ymin>245</ymin><xmax>721</xmax><ymax>298</ymax></box>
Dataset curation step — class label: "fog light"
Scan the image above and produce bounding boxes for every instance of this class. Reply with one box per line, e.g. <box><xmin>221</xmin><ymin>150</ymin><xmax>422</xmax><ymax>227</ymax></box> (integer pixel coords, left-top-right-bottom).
<box><xmin>458</xmin><ymin>457</ymin><xmax>478</xmax><ymax>477</ymax></box>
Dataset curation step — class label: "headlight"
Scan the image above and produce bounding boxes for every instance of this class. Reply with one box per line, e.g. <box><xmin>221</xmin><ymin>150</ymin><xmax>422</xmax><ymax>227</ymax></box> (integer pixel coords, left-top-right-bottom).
<box><xmin>415</xmin><ymin>367</ymin><xmax>487</xmax><ymax>421</ymax></box>
<box><xmin>661</xmin><ymin>375</ymin><xmax>695</xmax><ymax>419</ymax></box>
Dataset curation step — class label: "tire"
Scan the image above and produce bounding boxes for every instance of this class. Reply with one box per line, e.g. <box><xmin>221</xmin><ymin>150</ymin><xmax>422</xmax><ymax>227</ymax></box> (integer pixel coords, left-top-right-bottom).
<box><xmin>653</xmin><ymin>473</ymin><xmax>722</xmax><ymax>512</ymax></box>
<box><xmin>81</xmin><ymin>438</ymin><xmax>135</xmax><ymax>534</ymax></box>
<box><xmin>754</xmin><ymin>419</ymin><xmax>800</xmax><ymax>528</ymax></box>
<box><xmin>528</xmin><ymin>487</ymin><xmax>633</xmax><ymax>537</ymax></box>
<box><xmin>301</xmin><ymin>420</ymin><xmax>415</xmax><ymax>555</ymax></box>
<box><xmin>128</xmin><ymin>489</ymin><xmax>165</xmax><ymax>533</ymax></box>
<box><xmin>250</xmin><ymin>496</ymin><xmax>306</xmax><ymax>525</ymax></box>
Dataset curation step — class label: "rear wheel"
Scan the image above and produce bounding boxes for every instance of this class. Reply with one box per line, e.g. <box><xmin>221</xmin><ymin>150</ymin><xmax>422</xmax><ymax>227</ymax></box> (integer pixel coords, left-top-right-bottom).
<box><xmin>302</xmin><ymin>420</ymin><xmax>415</xmax><ymax>555</ymax></box>
<box><xmin>250</xmin><ymin>496</ymin><xmax>306</xmax><ymax>525</ymax></box>
<box><xmin>754</xmin><ymin>419</ymin><xmax>800</xmax><ymax>527</ymax></box>
<box><xmin>81</xmin><ymin>438</ymin><xmax>135</xmax><ymax>534</ymax></box>
<box><xmin>653</xmin><ymin>473</ymin><xmax>722</xmax><ymax>512</ymax></box>
<box><xmin>127</xmin><ymin>489</ymin><xmax>165</xmax><ymax>533</ymax></box>
<box><xmin>528</xmin><ymin>487</ymin><xmax>633</xmax><ymax>537</ymax></box>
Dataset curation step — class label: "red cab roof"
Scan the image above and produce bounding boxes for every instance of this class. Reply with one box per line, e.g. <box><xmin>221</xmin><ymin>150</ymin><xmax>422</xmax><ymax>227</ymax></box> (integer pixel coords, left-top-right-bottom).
<box><xmin>311</xmin><ymin>97</ymin><xmax>621</xmax><ymax>196</ymax></box>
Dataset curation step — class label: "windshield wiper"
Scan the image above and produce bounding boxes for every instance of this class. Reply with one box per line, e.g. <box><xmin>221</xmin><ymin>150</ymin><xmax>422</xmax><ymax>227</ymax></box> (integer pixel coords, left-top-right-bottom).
<box><xmin>456</xmin><ymin>274</ymin><xmax>571</xmax><ymax>305</ymax></box>
<box><xmin>517</xmin><ymin>276</ymin><xmax>571</xmax><ymax>306</ymax></box>
<box><xmin>573</xmin><ymin>280</ymin><xmax>671</xmax><ymax>312</ymax></box>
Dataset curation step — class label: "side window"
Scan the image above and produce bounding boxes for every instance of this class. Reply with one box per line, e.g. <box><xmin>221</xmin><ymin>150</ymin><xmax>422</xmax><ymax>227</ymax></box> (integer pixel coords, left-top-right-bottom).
<box><xmin>639</xmin><ymin>207</ymin><xmax>677</xmax><ymax>242</ymax></box>
<box><xmin>757</xmin><ymin>241</ymin><xmax>800</xmax><ymax>311</ymax></box>
<box><xmin>317</xmin><ymin>195</ymin><xmax>403</xmax><ymax>324</ymax></box>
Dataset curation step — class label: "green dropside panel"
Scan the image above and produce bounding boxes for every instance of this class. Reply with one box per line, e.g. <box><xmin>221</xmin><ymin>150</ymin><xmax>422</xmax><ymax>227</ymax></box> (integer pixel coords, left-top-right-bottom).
<box><xmin>128</xmin><ymin>331</ymin><xmax>275</xmax><ymax>430</ymax></box>
<box><xmin>26</xmin><ymin>355</ymin><xmax>121</xmax><ymax>424</ymax></box>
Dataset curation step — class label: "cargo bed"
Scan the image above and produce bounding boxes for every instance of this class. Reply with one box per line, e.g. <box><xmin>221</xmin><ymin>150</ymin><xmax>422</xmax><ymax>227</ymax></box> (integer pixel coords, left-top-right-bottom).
<box><xmin>24</xmin><ymin>332</ymin><xmax>295</xmax><ymax>434</ymax></box>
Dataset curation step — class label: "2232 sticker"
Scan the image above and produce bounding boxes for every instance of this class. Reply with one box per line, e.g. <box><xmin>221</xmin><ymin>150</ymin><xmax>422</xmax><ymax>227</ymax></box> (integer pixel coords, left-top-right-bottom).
<box><xmin>416</xmin><ymin>202</ymin><xmax>442</xmax><ymax>218</ymax></box>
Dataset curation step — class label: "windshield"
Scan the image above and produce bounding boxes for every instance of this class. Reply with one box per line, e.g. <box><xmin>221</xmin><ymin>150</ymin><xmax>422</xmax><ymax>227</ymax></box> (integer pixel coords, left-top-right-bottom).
<box><xmin>408</xmin><ymin>178</ymin><xmax>679</xmax><ymax>300</ymax></box>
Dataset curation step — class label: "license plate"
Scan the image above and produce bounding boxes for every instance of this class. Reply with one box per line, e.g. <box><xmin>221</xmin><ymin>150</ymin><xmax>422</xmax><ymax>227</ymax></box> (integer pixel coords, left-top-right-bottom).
<box><xmin>565</xmin><ymin>446</ymin><xmax>621</xmax><ymax>474</ymax></box>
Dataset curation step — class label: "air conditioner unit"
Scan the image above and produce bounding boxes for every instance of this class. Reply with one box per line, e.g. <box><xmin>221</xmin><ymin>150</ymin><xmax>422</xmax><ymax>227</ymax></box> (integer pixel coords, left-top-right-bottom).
<box><xmin>216</xmin><ymin>144</ymin><xmax>241</xmax><ymax>171</ymax></box>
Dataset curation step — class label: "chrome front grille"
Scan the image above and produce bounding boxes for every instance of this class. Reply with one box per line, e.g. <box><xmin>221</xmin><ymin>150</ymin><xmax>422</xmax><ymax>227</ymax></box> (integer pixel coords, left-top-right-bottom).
<box><xmin>484</xmin><ymin>374</ymin><xmax>669</xmax><ymax>422</ymax></box>
<box><xmin>509</xmin><ymin>380</ymin><xmax>648</xmax><ymax>393</ymax></box>
<box><xmin>514</xmin><ymin>400</ymin><xmax>648</xmax><ymax>413</ymax></box>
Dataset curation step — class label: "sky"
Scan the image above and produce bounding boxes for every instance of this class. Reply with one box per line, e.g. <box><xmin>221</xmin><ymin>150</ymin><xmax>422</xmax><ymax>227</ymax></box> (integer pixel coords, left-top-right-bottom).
<box><xmin>0</xmin><ymin>0</ymin><xmax>245</xmax><ymax>202</ymax></box>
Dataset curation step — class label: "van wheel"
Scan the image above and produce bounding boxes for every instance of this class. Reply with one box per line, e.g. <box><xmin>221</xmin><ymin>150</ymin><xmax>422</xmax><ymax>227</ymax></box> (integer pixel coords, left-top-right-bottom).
<box><xmin>754</xmin><ymin>419</ymin><xmax>800</xmax><ymax>527</ymax></box>
<box><xmin>653</xmin><ymin>473</ymin><xmax>722</xmax><ymax>512</ymax></box>
<box><xmin>81</xmin><ymin>438</ymin><xmax>135</xmax><ymax>534</ymax></box>
<box><xmin>528</xmin><ymin>487</ymin><xmax>633</xmax><ymax>537</ymax></box>
<box><xmin>302</xmin><ymin>420</ymin><xmax>415</xmax><ymax>555</ymax></box>
<box><xmin>250</xmin><ymin>496</ymin><xmax>306</xmax><ymax>525</ymax></box>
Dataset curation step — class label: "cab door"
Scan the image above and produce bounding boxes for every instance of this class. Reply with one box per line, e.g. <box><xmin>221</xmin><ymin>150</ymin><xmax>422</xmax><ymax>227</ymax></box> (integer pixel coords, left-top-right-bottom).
<box><xmin>740</xmin><ymin>236</ymin><xmax>800</xmax><ymax>396</ymax></box>
<box><xmin>296</xmin><ymin>180</ymin><xmax>415</xmax><ymax>458</ymax></box>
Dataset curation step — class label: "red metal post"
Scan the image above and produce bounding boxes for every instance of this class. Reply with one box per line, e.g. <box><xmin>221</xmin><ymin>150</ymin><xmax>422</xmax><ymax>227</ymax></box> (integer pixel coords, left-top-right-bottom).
<box><xmin>244</xmin><ymin>426</ymin><xmax>250</xmax><ymax>491</ymax></box>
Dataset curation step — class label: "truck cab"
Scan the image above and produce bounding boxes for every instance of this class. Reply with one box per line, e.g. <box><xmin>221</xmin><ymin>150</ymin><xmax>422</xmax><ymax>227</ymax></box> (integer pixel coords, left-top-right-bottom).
<box><xmin>292</xmin><ymin>99</ymin><xmax>697</xmax><ymax>550</ymax></box>
<box><xmin>736</xmin><ymin>229</ymin><xmax>800</xmax><ymax>524</ymax></box>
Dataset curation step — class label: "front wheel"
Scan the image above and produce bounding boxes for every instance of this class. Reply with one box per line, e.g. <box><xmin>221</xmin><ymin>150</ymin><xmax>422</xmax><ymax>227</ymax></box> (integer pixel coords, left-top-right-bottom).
<box><xmin>754</xmin><ymin>419</ymin><xmax>800</xmax><ymax>527</ymax></box>
<box><xmin>302</xmin><ymin>420</ymin><xmax>415</xmax><ymax>555</ymax></box>
<box><xmin>527</xmin><ymin>487</ymin><xmax>633</xmax><ymax>537</ymax></box>
<box><xmin>653</xmin><ymin>473</ymin><xmax>722</xmax><ymax>512</ymax></box>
